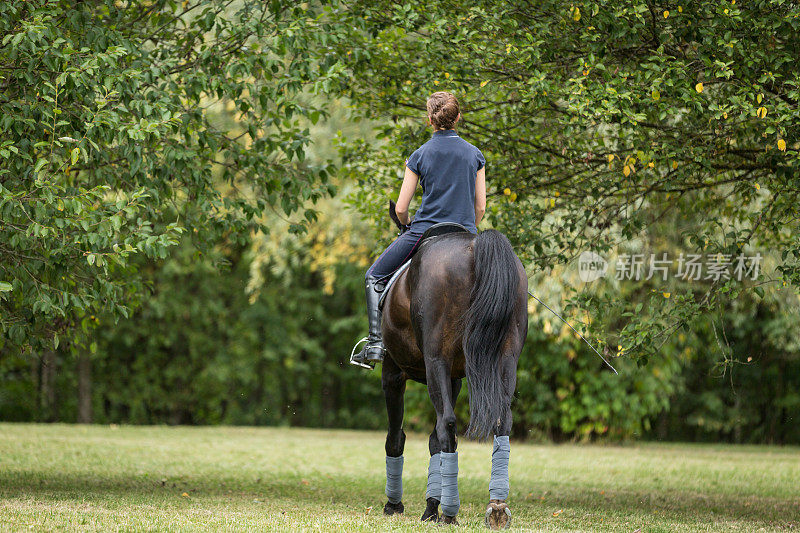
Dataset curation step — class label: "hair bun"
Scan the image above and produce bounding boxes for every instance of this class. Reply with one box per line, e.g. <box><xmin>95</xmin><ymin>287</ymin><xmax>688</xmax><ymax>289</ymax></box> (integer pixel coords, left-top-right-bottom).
<box><xmin>427</xmin><ymin>92</ymin><xmax>460</xmax><ymax>130</ymax></box>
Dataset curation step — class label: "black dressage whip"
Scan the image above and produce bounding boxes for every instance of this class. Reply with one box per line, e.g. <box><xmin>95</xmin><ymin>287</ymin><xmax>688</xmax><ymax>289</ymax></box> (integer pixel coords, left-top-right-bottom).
<box><xmin>526</xmin><ymin>289</ymin><xmax>619</xmax><ymax>375</ymax></box>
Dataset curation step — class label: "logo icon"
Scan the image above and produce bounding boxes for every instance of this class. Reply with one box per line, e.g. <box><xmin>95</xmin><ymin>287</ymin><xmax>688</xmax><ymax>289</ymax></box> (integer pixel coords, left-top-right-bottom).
<box><xmin>578</xmin><ymin>251</ymin><xmax>608</xmax><ymax>282</ymax></box>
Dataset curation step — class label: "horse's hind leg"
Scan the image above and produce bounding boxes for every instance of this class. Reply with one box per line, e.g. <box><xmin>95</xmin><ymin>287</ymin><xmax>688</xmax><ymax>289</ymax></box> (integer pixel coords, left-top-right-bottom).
<box><xmin>421</xmin><ymin>429</ymin><xmax>442</xmax><ymax>522</ymax></box>
<box><xmin>485</xmin><ymin>356</ymin><xmax>516</xmax><ymax>530</ymax></box>
<box><xmin>425</xmin><ymin>355</ymin><xmax>461</xmax><ymax>523</ymax></box>
<box><xmin>382</xmin><ymin>357</ymin><xmax>406</xmax><ymax>515</ymax></box>
<box><xmin>421</xmin><ymin>378</ymin><xmax>461</xmax><ymax>523</ymax></box>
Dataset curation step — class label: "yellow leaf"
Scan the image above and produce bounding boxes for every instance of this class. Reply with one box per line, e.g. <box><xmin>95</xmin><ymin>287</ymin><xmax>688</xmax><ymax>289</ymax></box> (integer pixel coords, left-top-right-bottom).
<box><xmin>607</xmin><ymin>154</ymin><xmax>615</xmax><ymax>162</ymax></box>
<box><xmin>480</xmin><ymin>80</ymin><xmax>489</xmax><ymax>87</ymax></box>
<box><xmin>757</xmin><ymin>93</ymin><xmax>763</xmax><ymax>104</ymax></box>
<box><xmin>511</xmin><ymin>192</ymin><xmax>518</xmax><ymax>202</ymax></box>
<box><xmin>652</xmin><ymin>89</ymin><xmax>660</xmax><ymax>101</ymax></box>
<box><xmin>757</xmin><ymin>106</ymin><xmax>767</xmax><ymax>118</ymax></box>
<box><xmin>663</xmin><ymin>10</ymin><xmax>669</xmax><ymax>18</ymax></box>
<box><xmin>503</xmin><ymin>187</ymin><xmax>511</xmax><ymax>196</ymax></box>
<box><xmin>778</xmin><ymin>139</ymin><xmax>787</xmax><ymax>151</ymax></box>
<box><xmin>444</xmin><ymin>72</ymin><xmax>450</xmax><ymax>78</ymax></box>
<box><xmin>723</xmin><ymin>112</ymin><xmax>728</xmax><ymax>119</ymax></box>
<box><xmin>755</xmin><ymin>183</ymin><xmax>760</xmax><ymax>190</ymax></box>
<box><xmin>672</xmin><ymin>161</ymin><xmax>678</xmax><ymax>170</ymax></box>
<box><xmin>573</xmin><ymin>7</ymin><xmax>581</xmax><ymax>21</ymax></box>
<box><xmin>663</xmin><ymin>292</ymin><xmax>671</xmax><ymax>298</ymax></box>
<box><xmin>623</xmin><ymin>165</ymin><xmax>631</xmax><ymax>177</ymax></box>
<box><xmin>549</xmin><ymin>197</ymin><xmax>554</xmax><ymax>207</ymax></box>
<box><xmin>648</xmin><ymin>161</ymin><xmax>654</xmax><ymax>168</ymax></box>
<box><xmin>433</xmin><ymin>80</ymin><xmax>439</xmax><ymax>86</ymax></box>
<box><xmin>554</xmin><ymin>191</ymin><xmax>560</xmax><ymax>197</ymax></box>
<box><xmin>695</xmin><ymin>82</ymin><xmax>703</xmax><ymax>93</ymax></box>
<box><xmin>678</xmin><ymin>5</ymin><xmax>683</xmax><ymax>12</ymax></box>
<box><xmin>181</xmin><ymin>492</ymin><xmax>189</xmax><ymax>497</ymax></box>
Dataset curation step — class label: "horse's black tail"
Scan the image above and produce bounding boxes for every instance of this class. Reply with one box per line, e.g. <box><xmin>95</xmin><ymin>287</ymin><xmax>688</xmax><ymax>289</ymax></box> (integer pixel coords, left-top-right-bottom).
<box><xmin>463</xmin><ymin>229</ymin><xmax>519</xmax><ymax>440</ymax></box>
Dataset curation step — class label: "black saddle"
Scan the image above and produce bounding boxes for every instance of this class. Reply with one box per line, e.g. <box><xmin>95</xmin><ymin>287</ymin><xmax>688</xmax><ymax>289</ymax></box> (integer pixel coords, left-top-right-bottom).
<box><xmin>377</xmin><ymin>222</ymin><xmax>470</xmax><ymax>310</ymax></box>
<box><xmin>420</xmin><ymin>222</ymin><xmax>470</xmax><ymax>241</ymax></box>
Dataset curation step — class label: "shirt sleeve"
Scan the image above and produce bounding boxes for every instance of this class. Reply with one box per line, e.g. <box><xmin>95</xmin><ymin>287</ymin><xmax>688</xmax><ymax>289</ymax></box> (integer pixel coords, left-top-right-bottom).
<box><xmin>405</xmin><ymin>148</ymin><xmax>422</xmax><ymax>176</ymax></box>
<box><xmin>476</xmin><ymin>148</ymin><xmax>486</xmax><ymax>171</ymax></box>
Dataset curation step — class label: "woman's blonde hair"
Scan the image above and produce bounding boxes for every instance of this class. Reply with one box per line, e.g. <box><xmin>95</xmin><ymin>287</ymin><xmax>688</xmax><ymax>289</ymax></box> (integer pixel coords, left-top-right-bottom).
<box><xmin>427</xmin><ymin>92</ymin><xmax>460</xmax><ymax>130</ymax></box>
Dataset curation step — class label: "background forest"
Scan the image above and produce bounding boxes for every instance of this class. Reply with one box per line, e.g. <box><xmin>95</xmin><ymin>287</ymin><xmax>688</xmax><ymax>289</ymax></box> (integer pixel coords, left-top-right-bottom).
<box><xmin>2</xmin><ymin>0</ymin><xmax>799</xmax><ymax>444</ymax></box>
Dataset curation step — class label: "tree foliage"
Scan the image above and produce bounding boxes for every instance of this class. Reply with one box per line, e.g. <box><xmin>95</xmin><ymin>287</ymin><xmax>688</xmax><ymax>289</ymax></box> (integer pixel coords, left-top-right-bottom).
<box><xmin>0</xmin><ymin>0</ymin><xmax>335</xmax><ymax>353</ymax></box>
<box><xmin>327</xmin><ymin>0</ymin><xmax>800</xmax><ymax>359</ymax></box>
<box><xmin>3</xmin><ymin>1</ymin><xmax>800</xmax><ymax>443</ymax></box>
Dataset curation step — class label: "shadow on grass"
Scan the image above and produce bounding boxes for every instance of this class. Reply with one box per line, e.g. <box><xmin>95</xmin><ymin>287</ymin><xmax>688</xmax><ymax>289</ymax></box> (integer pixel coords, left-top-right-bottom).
<box><xmin>2</xmin><ymin>470</ymin><xmax>797</xmax><ymax>529</ymax></box>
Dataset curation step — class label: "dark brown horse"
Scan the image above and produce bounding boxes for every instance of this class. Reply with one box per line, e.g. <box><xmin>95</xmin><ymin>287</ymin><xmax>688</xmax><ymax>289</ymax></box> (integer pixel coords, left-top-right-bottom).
<box><xmin>378</xmin><ymin>204</ymin><xmax>528</xmax><ymax>528</ymax></box>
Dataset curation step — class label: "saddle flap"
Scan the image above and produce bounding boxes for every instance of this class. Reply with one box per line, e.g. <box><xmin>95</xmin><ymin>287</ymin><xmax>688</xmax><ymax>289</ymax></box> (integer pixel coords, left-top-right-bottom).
<box><xmin>377</xmin><ymin>260</ymin><xmax>412</xmax><ymax>311</ymax></box>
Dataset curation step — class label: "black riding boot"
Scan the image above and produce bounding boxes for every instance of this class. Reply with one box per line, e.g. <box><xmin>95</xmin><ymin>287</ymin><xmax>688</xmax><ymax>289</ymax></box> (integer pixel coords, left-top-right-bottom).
<box><xmin>350</xmin><ymin>276</ymin><xmax>385</xmax><ymax>368</ymax></box>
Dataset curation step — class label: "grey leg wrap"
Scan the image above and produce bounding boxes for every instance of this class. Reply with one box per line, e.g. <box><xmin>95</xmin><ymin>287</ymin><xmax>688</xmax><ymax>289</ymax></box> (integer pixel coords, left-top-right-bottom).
<box><xmin>426</xmin><ymin>452</ymin><xmax>442</xmax><ymax>500</ymax></box>
<box><xmin>385</xmin><ymin>455</ymin><xmax>403</xmax><ymax>504</ymax></box>
<box><xmin>489</xmin><ymin>435</ymin><xmax>511</xmax><ymax>501</ymax></box>
<box><xmin>440</xmin><ymin>451</ymin><xmax>460</xmax><ymax>516</ymax></box>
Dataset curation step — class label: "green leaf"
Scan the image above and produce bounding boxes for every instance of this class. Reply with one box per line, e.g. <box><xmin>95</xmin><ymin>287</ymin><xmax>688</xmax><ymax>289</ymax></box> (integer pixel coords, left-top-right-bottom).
<box><xmin>34</xmin><ymin>158</ymin><xmax>48</xmax><ymax>174</ymax></box>
<box><xmin>0</xmin><ymin>282</ymin><xmax>12</xmax><ymax>292</ymax></box>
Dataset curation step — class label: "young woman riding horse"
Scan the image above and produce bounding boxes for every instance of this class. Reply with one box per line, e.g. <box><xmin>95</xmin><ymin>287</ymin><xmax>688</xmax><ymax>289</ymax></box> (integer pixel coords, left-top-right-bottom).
<box><xmin>351</xmin><ymin>92</ymin><xmax>528</xmax><ymax>528</ymax></box>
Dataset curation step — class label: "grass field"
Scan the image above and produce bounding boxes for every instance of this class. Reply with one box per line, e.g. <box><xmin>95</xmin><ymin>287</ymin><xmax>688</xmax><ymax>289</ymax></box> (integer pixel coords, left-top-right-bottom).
<box><xmin>0</xmin><ymin>424</ymin><xmax>798</xmax><ymax>532</ymax></box>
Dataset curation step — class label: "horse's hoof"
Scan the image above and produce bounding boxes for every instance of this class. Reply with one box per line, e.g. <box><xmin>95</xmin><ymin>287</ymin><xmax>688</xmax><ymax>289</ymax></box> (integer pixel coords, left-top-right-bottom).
<box><xmin>383</xmin><ymin>500</ymin><xmax>404</xmax><ymax>515</ymax></box>
<box><xmin>438</xmin><ymin>514</ymin><xmax>458</xmax><ymax>525</ymax></box>
<box><xmin>421</xmin><ymin>497</ymin><xmax>440</xmax><ymax>522</ymax></box>
<box><xmin>484</xmin><ymin>501</ymin><xmax>511</xmax><ymax>529</ymax></box>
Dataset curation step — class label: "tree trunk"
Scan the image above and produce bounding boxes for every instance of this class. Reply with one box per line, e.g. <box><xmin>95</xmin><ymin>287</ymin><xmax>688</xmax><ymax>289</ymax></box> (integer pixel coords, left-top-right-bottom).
<box><xmin>77</xmin><ymin>354</ymin><xmax>92</xmax><ymax>423</ymax></box>
<box><xmin>40</xmin><ymin>350</ymin><xmax>57</xmax><ymax>422</ymax></box>
<box><xmin>656</xmin><ymin>409</ymin><xmax>669</xmax><ymax>441</ymax></box>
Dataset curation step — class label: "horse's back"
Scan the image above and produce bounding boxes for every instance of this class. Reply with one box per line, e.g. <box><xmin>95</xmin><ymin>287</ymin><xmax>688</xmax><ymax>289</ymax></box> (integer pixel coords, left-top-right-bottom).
<box><xmin>408</xmin><ymin>232</ymin><xmax>477</xmax><ymax>320</ymax></box>
<box><xmin>382</xmin><ymin>232</ymin><xmax>477</xmax><ymax>380</ymax></box>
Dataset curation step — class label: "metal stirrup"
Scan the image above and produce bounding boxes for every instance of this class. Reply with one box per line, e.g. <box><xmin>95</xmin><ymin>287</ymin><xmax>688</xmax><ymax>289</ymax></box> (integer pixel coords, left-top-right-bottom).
<box><xmin>349</xmin><ymin>336</ymin><xmax>373</xmax><ymax>369</ymax></box>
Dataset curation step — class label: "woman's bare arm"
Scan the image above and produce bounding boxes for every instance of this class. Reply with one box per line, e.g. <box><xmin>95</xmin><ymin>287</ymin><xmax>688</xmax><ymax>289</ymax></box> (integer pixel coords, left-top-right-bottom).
<box><xmin>395</xmin><ymin>166</ymin><xmax>419</xmax><ymax>225</ymax></box>
<box><xmin>475</xmin><ymin>167</ymin><xmax>486</xmax><ymax>226</ymax></box>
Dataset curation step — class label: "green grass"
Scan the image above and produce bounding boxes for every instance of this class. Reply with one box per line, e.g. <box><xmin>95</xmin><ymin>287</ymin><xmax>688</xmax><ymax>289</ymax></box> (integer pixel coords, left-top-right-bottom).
<box><xmin>0</xmin><ymin>424</ymin><xmax>798</xmax><ymax>531</ymax></box>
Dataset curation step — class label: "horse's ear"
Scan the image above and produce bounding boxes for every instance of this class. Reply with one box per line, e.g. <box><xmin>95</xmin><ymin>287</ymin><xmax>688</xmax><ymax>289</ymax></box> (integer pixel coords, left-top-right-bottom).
<box><xmin>389</xmin><ymin>199</ymin><xmax>402</xmax><ymax>230</ymax></box>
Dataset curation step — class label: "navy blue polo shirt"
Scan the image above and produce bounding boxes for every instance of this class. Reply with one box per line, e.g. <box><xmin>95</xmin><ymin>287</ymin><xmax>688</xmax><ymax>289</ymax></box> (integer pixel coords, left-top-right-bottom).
<box><xmin>405</xmin><ymin>129</ymin><xmax>485</xmax><ymax>234</ymax></box>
